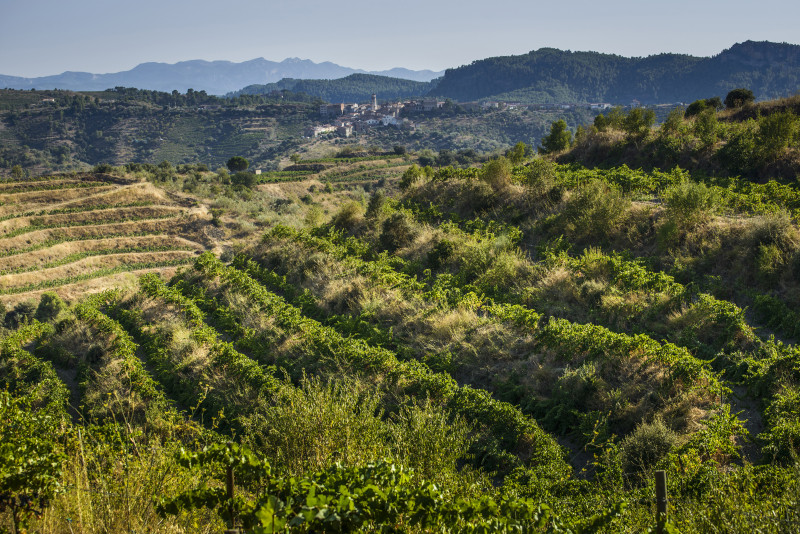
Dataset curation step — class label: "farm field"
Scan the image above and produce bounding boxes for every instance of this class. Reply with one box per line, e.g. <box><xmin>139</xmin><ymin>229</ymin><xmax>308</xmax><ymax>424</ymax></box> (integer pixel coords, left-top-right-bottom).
<box><xmin>0</xmin><ymin>172</ymin><xmax>210</xmax><ymax>304</ymax></box>
<box><xmin>3</xmin><ymin>114</ymin><xmax>800</xmax><ymax>532</ymax></box>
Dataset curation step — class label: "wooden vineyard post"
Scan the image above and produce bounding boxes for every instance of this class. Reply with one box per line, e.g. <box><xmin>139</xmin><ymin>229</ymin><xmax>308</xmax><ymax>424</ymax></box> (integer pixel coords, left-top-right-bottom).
<box><xmin>655</xmin><ymin>470</ymin><xmax>668</xmax><ymax>534</ymax></box>
<box><xmin>225</xmin><ymin>463</ymin><xmax>237</xmax><ymax>534</ymax></box>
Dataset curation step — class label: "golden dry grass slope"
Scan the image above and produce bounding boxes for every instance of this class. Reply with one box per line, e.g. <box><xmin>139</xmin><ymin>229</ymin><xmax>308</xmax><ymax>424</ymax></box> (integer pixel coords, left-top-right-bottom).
<box><xmin>0</xmin><ymin>173</ymin><xmax>213</xmax><ymax>306</ymax></box>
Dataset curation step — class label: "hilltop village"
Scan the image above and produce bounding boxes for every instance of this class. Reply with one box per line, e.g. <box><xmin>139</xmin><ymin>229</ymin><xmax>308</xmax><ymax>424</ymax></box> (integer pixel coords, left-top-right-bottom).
<box><xmin>304</xmin><ymin>94</ymin><xmax>680</xmax><ymax>139</ymax></box>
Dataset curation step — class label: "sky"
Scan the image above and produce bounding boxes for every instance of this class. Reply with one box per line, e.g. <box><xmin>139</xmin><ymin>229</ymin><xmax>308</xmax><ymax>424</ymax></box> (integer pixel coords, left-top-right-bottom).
<box><xmin>1</xmin><ymin>0</ymin><xmax>799</xmax><ymax>77</ymax></box>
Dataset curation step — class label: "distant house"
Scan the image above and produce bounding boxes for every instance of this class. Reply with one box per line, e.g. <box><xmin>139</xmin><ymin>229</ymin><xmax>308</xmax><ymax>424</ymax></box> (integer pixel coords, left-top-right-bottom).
<box><xmin>589</xmin><ymin>103</ymin><xmax>612</xmax><ymax>110</ymax></box>
<box><xmin>422</xmin><ymin>98</ymin><xmax>444</xmax><ymax>111</ymax></box>
<box><xmin>304</xmin><ymin>125</ymin><xmax>336</xmax><ymax>137</ymax></box>
<box><xmin>336</xmin><ymin>124</ymin><xmax>353</xmax><ymax>137</ymax></box>
<box><xmin>320</xmin><ymin>103</ymin><xmax>345</xmax><ymax>117</ymax></box>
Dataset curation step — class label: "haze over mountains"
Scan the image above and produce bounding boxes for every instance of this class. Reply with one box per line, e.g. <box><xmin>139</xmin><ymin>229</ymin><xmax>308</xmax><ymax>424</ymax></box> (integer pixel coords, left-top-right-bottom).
<box><xmin>0</xmin><ymin>57</ymin><xmax>444</xmax><ymax>95</ymax></box>
<box><xmin>1</xmin><ymin>41</ymin><xmax>798</xmax><ymax>104</ymax></box>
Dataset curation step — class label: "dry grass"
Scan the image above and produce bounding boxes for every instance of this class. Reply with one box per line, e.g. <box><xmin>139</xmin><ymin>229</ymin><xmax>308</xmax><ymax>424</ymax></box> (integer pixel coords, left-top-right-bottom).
<box><xmin>0</xmin><ymin>235</ymin><xmax>202</xmax><ymax>272</ymax></box>
<box><xmin>0</xmin><ymin>267</ymin><xmax>184</xmax><ymax>308</ymax></box>
<box><xmin>0</xmin><ymin>171</ymin><xmax>222</xmax><ymax>302</ymax></box>
<box><xmin>0</xmin><ymin>250</ymin><xmax>198</xmax><ymax>290</ymax></box>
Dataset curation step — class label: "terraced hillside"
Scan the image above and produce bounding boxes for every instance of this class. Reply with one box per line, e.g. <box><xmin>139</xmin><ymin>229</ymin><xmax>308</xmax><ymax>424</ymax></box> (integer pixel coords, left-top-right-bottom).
<box><xmin>3</xmin><ymin>155</ymin><xmax>800</xmax><ymax>533</ymax></box>
<box><xmin>0</xmin><ymin>172</ymin><xmax>210</xmax><ymax>305</ymax></box>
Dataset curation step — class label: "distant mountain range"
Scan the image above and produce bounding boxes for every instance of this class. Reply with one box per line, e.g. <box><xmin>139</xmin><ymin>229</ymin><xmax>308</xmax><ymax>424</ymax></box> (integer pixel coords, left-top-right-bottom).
<box><xmin>2</xmin><ymin>41</ymin><xmax>798</xmax><ymax>104</ymax></box>
<box><xmin>430</xmin><ymin>41</ymin><xmax>800</xmax><ymax>105</ymax></box>
<box><xmin>0</xmin><ymin>58</ymin><xmax>443</xmax><ymax>95</ymax></box>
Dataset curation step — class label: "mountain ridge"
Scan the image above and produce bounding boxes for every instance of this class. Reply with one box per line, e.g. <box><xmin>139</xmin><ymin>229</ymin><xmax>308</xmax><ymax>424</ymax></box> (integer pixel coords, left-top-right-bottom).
<box><xmin>429</xmin><ymin>40</ymin><xmax>800</xmax><ymax>104</ymax></box>
<box><xmin>0</xmin><ymin>57</ymin><xmax>444</xmax><ymax>95</ymax></box>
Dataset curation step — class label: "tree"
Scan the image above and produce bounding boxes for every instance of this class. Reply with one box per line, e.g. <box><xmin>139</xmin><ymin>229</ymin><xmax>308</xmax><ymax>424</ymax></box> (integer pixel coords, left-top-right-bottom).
<box><xmin>231</xmin><ymin>171</ymin><xmax>256</xmax><ymax>188</ymax></box>
<box><xmin>11</xmin><ymin>165</ymin><xmax>23</xmax><ymax>179</ymax></box>
<box><xmin>725</xmin><ymin>88</ymin><xmax>755</xmax><ymax>109</ymax></box>
<box><xmin>289</xmin><ymin>153</ymin><xmax>301</xmax><ymax>164</ymax></box>
<box><xmin>623</xmin><ymin>108</ymin><xmax>656</xmax><ymax>140</ymax></box>
<box><xmin>506</xmin><ymin>141</ymin><xmax>529</xmax><ymax>164</ymax></box>
<box><xmin>227</xmin><ymin>156</ymin><xmax>249</xmax><ymax>172</ymax></box>
<box><xmin>539</xmin><ymin>120</ymin><xmax>572</xmax><ymax>154</ymax></box>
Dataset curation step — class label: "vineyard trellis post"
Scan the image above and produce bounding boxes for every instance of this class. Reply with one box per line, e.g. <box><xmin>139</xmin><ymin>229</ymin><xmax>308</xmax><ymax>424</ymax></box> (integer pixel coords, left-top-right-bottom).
<box><xmin>225</xmin><ymin>457</ymin><xmax>237</xmax><ymax>534</ymax></box>
<box><xmin>655</xmin><ymin>470</ymin><xmax>668</xmax><ymax>534</ymax></box>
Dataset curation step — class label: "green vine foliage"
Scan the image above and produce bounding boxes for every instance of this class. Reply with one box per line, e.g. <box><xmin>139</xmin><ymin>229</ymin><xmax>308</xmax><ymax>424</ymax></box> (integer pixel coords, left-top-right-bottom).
<box><xmin>0</xmin><ymin>392</ymin><xmax>65</xmax><ymax>533</ymax></box>
<box><xmin>157</xmin><ymin>442</ymin><xmax>623</xmax><ymax>533</ymax></box>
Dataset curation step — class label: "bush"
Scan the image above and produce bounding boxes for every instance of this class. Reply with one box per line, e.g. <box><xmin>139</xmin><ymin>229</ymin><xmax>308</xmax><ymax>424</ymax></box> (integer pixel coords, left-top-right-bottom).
<box><xmin>4</xmin><ymin>301</ymin><xmax>37</xmax><ymax>329</ymax></box>
<box><xmin>540</xmin><ymin>120</ymin><xmax>572</xmax><ymax>153</ymax></box>
<box><xmin>231</xmin><ymin>172</ymin><xmax>256</xmax><ymax>188</ymax></box>
<box><xmin>35</xmin><ymin>292</ymin><xmax>67</xmax><ymax>322</ymax></box>
<box><xmin>365</xmin><ymin>190</ymin><xmax>387</xmax><ymax>219</ymax></box>
<box><xmin>620</xmin><ymin>418</ymin><xmax>679</xmax><ymax>478</ymax></box>
<box><xmin>399</xmin><ymin>164</ymin><xmax>431</xmax><ymax>190</ymax></box>
<box><xmin>93</xmin><ymin>163</ymin><xmax>115</xmax><ymax>173</ymax></box>
<box><xmin>379</xmin><ymin>212</ymin><xmax>417</xmax><ymax>252</ymax></box>
<box><xmin>756</xmin><ymin>111</ymin><xmax>799</xmax><ymax>162</ymax></box>
<box><xmin>662</xmin><ymin>180</ymin><xmax>718</xmax><ymax>229</ymax></box>
<box><xmin>226</xmin><ymin>156</ymin><xmax>249</xmax><ymax>172</ymax></box>
<box><xmin>330</xmin><ymin>201</ymin><xmax>364</xmax><ymax>231</ymax></box>
<box><xmin>560</xmin><ymin>180</ymin><xmax>629</xmax><ymax>241</ymax></box>
<box><xmin>724</xmin><ymin>88</ymin><xmax>755</xmax><ymax>109</ymax></box>
<box><xmin>480</xmin><ymin>156</ymin><xmax>512</xmax><ymax>191</ymax></box>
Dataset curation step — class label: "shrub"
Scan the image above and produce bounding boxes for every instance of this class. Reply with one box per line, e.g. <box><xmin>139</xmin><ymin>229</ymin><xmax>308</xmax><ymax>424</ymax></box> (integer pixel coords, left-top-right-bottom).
<box><xmin>694</xmin><ymin>108</ymin><xmax>719</xmax><ymax>149</ymax></box>
<box><xmin>330</xmin><ymin>201</ymin><xmax>364</xmax><ymax>231</ymax></box>
<box><xmin>662</xmin><ymin>180</ymin><xmax>718</xmax><ymax>229</ymax></box>
<box><xmin>92</xmin><ymin>163</ymin><xmax>115</xmax><ymax>173</ymax></box>
<box><xmin>724</xmin><ymin>88</ymin><xmax>755</xmax><ymax>109</ymax></box>
<box><xmin>365</xmin><ymin>190</ymin><xmax>387</xmax><ymax>219</ymax></box>
<box><xmin>226</xmin><ymin>156</ymin><xmax>249</xmax><ymax>172</ymax></box>
<box><xmin>400</xmin><ymin>164</ymin><xmax>429</xmax><ymax>190</ymax></box>
<box><xmin>231</xmin><ymin>171</ymin><xmax>256</xmax><ymax>189</ymax></box>
<box><xmin>4</xmin><ymin>301</ymin><xmax>37</xmax><ymax>329</ymax></box>
<box><xmin>379</xmin><ymin>212</ymin><xmax>417</xmax><ymax>252</ymax></box>
<box><xmin>756</xmin><ymin>111</ymin><xmax>799</xmax><ymax>162</ymax></box>
<box><xmin>620</xmin><ymin>418</ymin><xmax>679</xmax><ymax>478</ymax></box>
<box><xmin>35</xmin><ymin>292</ymin><xmax>67</xmax><ymax>322</ymax></box>
<box><xmin>560</xmin><ymin>180</ymin><xmax>629</xmax><ymax>241</ymax></box>
<box><xmin>480</xmin><ymin>156</ymin><xmax>512</xmax><ymax>191</ymax></box>
<box><xmin>623</xmin><ymin>108</ymin><xmax>655</xmax><ymax>141</ymax></box>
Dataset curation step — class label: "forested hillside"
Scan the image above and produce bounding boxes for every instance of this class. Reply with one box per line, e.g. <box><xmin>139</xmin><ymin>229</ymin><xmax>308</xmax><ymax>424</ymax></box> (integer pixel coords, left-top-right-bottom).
<box><xmin>430</xmin><ymin>41</ymin><xmax>800</xmax><ymax>104</ymax></box>
<box><xmin>230</xmin><ymin>74</ymin><xmax>437</xmax><ymax>103</ymax></box>
<box><xmin>3</xmin><ymin>95</ymin><xmax>800</xmax><ymax>531</ymax></box>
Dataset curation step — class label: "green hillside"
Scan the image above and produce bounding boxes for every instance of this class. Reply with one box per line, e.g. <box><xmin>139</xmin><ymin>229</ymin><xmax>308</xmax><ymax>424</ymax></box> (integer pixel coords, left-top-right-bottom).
<box><xmin>3</xmin><ymin>95</ymin><xmax>800</xmax><ymax>530</ymax></box>
<box><xmin>232</xmin><ymin>73</ymin><xmax>437</xmax><ymax>103</ymax></box>
<box><xmin>430</xmin><ymin>41</ymin><xmax>800</xmax><ymax>104</ymax></box>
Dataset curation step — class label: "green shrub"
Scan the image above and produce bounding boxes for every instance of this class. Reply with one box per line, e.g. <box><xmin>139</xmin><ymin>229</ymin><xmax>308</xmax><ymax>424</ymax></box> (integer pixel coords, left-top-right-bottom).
<box><xmin>231</xmin><ymin>171</ymin><xmax>256</xmax><ymax>189</ymax></box>
<box><xmin>662</xmin><ymin>180</ymin><xmax>718</xmax><ymax>229</ymax></box>
<box><xmin>4</xmin><ymin>301</ymin><xmax>37</xmax><ymax>329</ymax></box>
<box><xmin>540</xmin><ymin>119</ymin><xmax>572</xmax><ymax>153</ymax></box>
<box><xmin>481</xmin><ymin>157</ymin><xmax>512</xmax><ymax>191</ymax></box>
<box><xmin>724</xmin><ymin>88</ymin><xmax>755</xmax><ymax>109</ymax></box>
<box><xmin>35</xmin><ymin>292</ymin><xmax>67</xmax><ymax>322</ymax></box>
<box><xmin>330</xmin><ymin>201</ymin><xmax>364</xmax><ymax>232</ymax></box>
<box><xmin>560</xmin><ymin>179</ymin><xmax>629</xmax><ymax>241</ymax></box>
<box><xmin>620</xmin><ymin>418</ymin><xmax>679</xmax><ymax>479</ymax></box>
<box><xmin>379</xmin><ymin>212</ymin><xmax>417</xmax><ymax>252</ymax></box>
<box><xmin>365</xmin><ymin>190</ymin><xmax>387</xmax><ymax>219</ymax></box>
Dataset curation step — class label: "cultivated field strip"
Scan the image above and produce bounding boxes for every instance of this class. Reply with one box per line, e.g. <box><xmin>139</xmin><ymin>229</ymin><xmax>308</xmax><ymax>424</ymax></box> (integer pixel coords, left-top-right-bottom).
<box><xmin>246</xmin><ymin>229</ymin><xmax>726</xmax><ymax>441</ymax></box>
<box><xmin>172</xmin><ymin>252</ymin><xmax>572</xmax><ymax>480</ymax></box>
<box><xmin>107</xmin><ymin>274</ymin><xmax>281</xmax><ymax>432</ymax></box>
<box><xmin>0</xmin><ymin>185</ymin><xmax>117</xmax><ymax>208</ymax></box>
<box><xmin>0</xmin><ymin>173</ymin><xmax>210</xmax><ymax>301</ymax></box>
<box><xmin>0</xmin><ymin>235</ymin><xmax>202</xmax><ymax>272</ymax></box>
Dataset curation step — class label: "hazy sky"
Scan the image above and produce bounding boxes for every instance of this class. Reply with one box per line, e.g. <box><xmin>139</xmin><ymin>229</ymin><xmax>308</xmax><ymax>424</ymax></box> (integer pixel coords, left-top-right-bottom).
<box><xmin>2</xmin><ymin>0</ymin><xmax>799</xmax><ymax>77</ymax></box>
